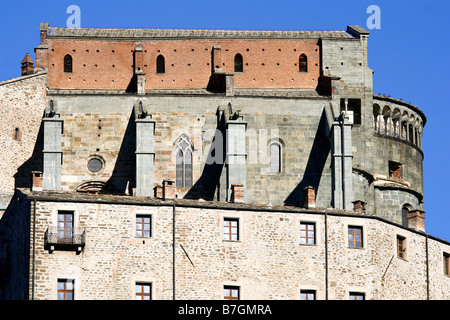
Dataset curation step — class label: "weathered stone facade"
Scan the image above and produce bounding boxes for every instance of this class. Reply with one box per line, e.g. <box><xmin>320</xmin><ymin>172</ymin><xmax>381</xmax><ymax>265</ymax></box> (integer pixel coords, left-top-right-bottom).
<box><xmin>1</xmin><ymin>190</ymin><xmax>449</xmax><ymax>300</ymax></box>
<box><xmin>0</xmin><ymin>23</ymin><xmax>448</xmax><ymax>300</ymax></box>
<box><xmin>0</xmin><ymin>71</ymin><xmax>47</xmax><ymax>216</ymax></box>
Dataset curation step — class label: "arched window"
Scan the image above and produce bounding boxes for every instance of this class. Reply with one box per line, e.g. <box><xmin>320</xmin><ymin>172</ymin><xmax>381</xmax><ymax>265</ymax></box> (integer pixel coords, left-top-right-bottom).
<box><xmin>64</xmin><ymin>54</ymin><xmax>73</xmax><ymax>73</ymax></box>
<box><xmin>401</xmin><ymin>205</ymin><xmax>411</xmax><ymax>227</ymax></box>
<box><xmin>175</xmin><ymin>135</ymin><xmax>193</xmax><ymax>187</ymax></box>
<box><xmin>156</xmin><ymin>55</ymin><xmax>165</xmax><ymax>74</ymax></box>
<box><xmin>234</xmin><ymin>53</ymin><xmax>243</xmax><ymax>73</ymax></box>
<box><xmin>270</xmin><ymin>142</ymin><xmax>282</xmax><ymax>173</ymax></box>
<box><xmin>299</xmin><ymin>54</ymin><xmax>308</xmax><ymax>72</ymax></box>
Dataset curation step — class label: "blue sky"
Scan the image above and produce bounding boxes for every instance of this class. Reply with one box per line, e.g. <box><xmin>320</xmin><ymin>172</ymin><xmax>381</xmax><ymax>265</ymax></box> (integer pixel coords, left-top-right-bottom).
<box><xmin>0</xmin><ymin>0</ymin><xmax>449</xmax><ymax>241</ymax></box>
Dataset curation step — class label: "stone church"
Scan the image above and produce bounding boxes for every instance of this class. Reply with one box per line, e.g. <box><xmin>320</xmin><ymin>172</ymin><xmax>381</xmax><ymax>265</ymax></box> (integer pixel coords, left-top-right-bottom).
<box><xmin>0</xmin><ymin>23</ymin><xmax>448</xmax><ymax>300</ymax></box>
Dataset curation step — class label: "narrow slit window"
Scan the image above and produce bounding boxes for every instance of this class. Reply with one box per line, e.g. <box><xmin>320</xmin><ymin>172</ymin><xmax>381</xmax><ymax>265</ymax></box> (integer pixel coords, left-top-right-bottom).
<box><xmin>299</xmin><ymin>54</ymin><xmax>307</xmax><ymax>72</ymax></box>
<box><xmin>13</xmin><ymin>127</ymin><xmax>20</xmax><ymax>141</ymax></box>
<box><xmin>234</xmin><ymin>53</ymin><xmax>243</xmax><ymax>72</ymax></box>
<box><xmin>64</xmin><ymin>54</ymin><xmax>73</xmax><ymax>73</ymax></box>
<box><xmin>156</xmin><ymin>54</ymin><xmax>165</xmax><ymax>74</ymax></box>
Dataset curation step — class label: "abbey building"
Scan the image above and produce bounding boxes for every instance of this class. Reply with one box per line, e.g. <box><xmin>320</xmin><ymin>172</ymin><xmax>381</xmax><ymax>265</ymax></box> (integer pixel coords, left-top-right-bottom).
<box><xmin>0</xmin><ymin>23</ymin><xmax>448</xmax><ymax>300</ymax></box>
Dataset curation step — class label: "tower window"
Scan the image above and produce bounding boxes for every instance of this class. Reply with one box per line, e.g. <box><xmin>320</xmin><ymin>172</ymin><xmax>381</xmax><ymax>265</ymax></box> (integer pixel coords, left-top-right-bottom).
<box><xmin>64</xmin><ymin>54</ymin><xmax>73</xmax><ymax>73</ymax></box>
<box><xmin>389</xmin><ymin>161</ymin><xmax>402</xmax><ymax>180</ymax></box>
<box><xmin>175</xmin><ymin>135</ymin><xmax>193</xmax><ymax>188</ymax></box>
<box><xmin>156</xmin><ymin>54</ymin><xmax>165</xmax><ymax>74</ymax></box>
<box><xmin>299</xmin><ymin>54</ymin><xmax>308</xmax><ymax>72</ymax></box>
<box><xmin>234</xmin><ymin>53</ymin><xmax>243</xmax><ymax>73</ymax></box>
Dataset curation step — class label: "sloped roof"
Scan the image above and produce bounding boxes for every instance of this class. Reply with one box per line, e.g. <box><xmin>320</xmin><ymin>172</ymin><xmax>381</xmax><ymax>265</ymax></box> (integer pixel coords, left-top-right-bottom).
<box><xmin>46</xmin><ymin>27</ymin><xmax>355</xmax><ymax>40</ymax></box>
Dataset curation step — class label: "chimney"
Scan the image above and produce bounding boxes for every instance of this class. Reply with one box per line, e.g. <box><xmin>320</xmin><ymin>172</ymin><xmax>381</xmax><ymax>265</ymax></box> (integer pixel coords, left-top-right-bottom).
<box><xmin>353</xmin><ymin>200</ymin><xmax>366</xmax><ymax>214</ymax></box>
<box><xmin>154</xmin><ymin>185</ymin><xmax>163</xmax><ymax>199</ymax></box>
<box><xmin>32</xmin><ymin>171</ymin><xmax>43</xmax><ymax>191</ymax></box>
<box><xmin>231</xmin><ymin>184</ymin><xmax>244</xmax><ymax>203</ymax></box>
<box><xmin>35</xmin><ymin>22</ymin><xmax>49</xmax><ymax>70</ymax></box>
<box><xmin>163</xmin><ymin>180</ymin><xmax>176</xmax><ymax>200</ymax></box>
<box><xmin>303</xmin><ymin>186</ymin><xmax>316</xmax><ymax>209</ymax></box>
<box><xmin>21</xmin><ymin>52</ymin><xmax>35</xmax><ymax>76</ymax></box>
<box><xmin>407</xmin><ymin>210</ymin><xmax>425</xmax><ymax>232</ymax></box>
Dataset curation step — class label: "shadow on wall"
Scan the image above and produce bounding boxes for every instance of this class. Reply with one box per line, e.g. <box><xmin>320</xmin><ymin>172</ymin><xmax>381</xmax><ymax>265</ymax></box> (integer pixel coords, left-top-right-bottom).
<box><xmin>184</xmin><ymin>109</ymin><xmax>226</xmax><ymax>201</ymax></box>
<box><xmin>14</xmin><ymin>119</ymin><xmax>44</xmax><ymax>190</ymax></box>
<box><xmin>0</xmin><ymin>190</ymin><xmax>31</xmax><ymax>299</ymax></box>
<box><xmin>106</xmin><ymin>107</ymin><xmax>136</xmax><ymax>195</ymax></box>
<box><xmin>284</xmin><ymin>109</ymin><xmax>330</xmax><ymax>207</ymax></box>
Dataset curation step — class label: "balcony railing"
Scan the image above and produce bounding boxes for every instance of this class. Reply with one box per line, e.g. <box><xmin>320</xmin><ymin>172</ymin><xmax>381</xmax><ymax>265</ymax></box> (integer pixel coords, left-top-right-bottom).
<box><xmin>44</xmin><ymin>226</ymin><xmax>86</xmax><ymax>252</ymax></box>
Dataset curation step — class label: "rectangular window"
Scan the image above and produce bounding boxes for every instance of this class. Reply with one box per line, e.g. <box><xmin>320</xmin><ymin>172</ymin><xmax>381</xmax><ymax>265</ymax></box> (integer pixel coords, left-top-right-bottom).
<box><xmin>389</xmin><ymin>161</ymin><xmax>402</xmax><ymax>180</ymax></box>
<box><xmin>444</xmin><ymin>253</ymin><xmax>450</xmax><ymax>276</ymax></box>
<box><xmin>397</xmin><ymin>236</ymin><xmax>406</xmax><ymax>259</ymax></box>
<box><xmin>136</xmin><ymin>215</ymin><xmax>151</xmax><ymax>238</ymax></box>
<box><xmin>300</xmin><ymin>222</ymin><xmax>316</xmax><ymax>245</ymax></box>
<box><xmin>224</xmin><ymin>286</ymin><xmax>240</xmax><ymax>300</ymax></box>
<box><xmin>348</xmin><ymin>226</ymin><xmax>363</xmax><ymax>248</ymax></box>
<box><xmin>135</xmin><ymin>283</ymin><xmax>152</xmax><ymax>300</ymax></box>
<box><xmin>300</xmin><ymin>290</ymin><xmax>316</xmax><ymax>300</ymax></box>
<box><xmin>57</xmin><ymin>211</ymin><xmax>74</xmax><ymax>244</ymax></box>
<box><xmin>58</xmin><ymin>279</ymin><xmax>74</xmax><ymax>300</ymax></box>
<box><xmin>224</xmin><ymin>218</ymin><xmax>239</xmax><ymax>241</ymax></box>
<box><xmin>349</xmin><ymin>292</ymin><xmax>365</xmax><ymax>300</ymax></box>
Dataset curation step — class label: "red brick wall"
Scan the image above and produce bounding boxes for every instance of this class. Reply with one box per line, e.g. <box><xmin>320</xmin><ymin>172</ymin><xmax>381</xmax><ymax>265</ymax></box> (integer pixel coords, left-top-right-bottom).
<box><xmin>46</xmin><ymin>39</ymin><xmax>320</xmax><ymax>90</ymax></box>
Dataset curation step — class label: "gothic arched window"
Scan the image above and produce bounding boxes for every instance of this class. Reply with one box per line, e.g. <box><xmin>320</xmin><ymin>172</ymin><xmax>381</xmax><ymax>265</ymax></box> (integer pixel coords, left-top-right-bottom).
<box><xmin>156</xmin><ymin>54</ymin><xmax>165</xmax><ymax>74</ymax></box>
<box><xmin>64</xmin><ymin>54</ymin><xmax>73</xmax><ymax>73</ymax></box>
<box><xmin>175</xmin><ymin>135</ymin><xmax>193</xmax><ymax>187</ymax></box>
<box><xmin>299</xmin><ymin>54</ymin><xmax>308</xmax><ymax>72</ymax></box>
<box><xmin>234</xmin><ymin>53</ymin><xmax>243</xmax><ymax>73</ymax></box>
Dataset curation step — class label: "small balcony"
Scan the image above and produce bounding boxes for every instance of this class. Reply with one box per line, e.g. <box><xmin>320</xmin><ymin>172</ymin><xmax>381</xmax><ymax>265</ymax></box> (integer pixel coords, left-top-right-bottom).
<box><xmin>44</xmin><ymin>226</ymin><xmax>86</xmax><ymax>253</ymax></box>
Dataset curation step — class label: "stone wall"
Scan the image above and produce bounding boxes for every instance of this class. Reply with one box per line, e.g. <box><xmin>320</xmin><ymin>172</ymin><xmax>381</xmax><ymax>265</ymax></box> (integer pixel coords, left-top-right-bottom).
<box><xmin>7</xmin><ymin>192</ymin><xmax>448</xmax><ymax>300</ymax></box>
<box><xmin>49</xmin><ymin>93</ymin><xmax>333</xmax><ymax>207</ymax></box>
<box><xmin>0</xmin><ymin>72</ymin><xmax>47</xmax><ymax>212</ymax></box>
